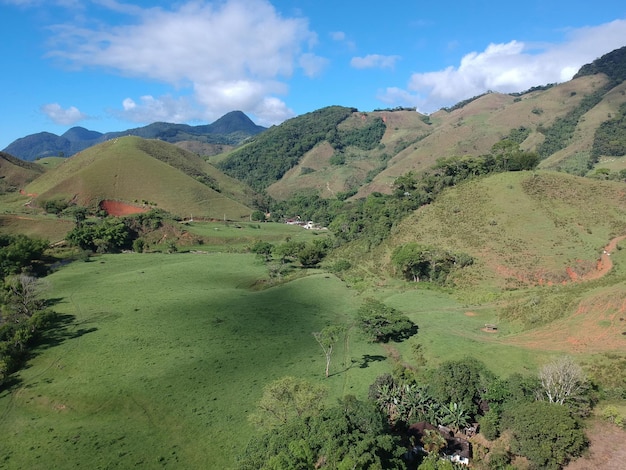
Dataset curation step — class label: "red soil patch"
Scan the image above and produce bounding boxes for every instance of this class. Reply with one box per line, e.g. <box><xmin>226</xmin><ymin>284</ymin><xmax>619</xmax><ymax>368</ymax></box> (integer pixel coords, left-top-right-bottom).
<box><xmin>100</xmin><ymin>200</ymin><xmax>149</xmax><ymax>217</ymax></box>
<box><xmin>464</xmin><ymin>311</ymin><xmax>478</xmax><ymax>317</ymax></box>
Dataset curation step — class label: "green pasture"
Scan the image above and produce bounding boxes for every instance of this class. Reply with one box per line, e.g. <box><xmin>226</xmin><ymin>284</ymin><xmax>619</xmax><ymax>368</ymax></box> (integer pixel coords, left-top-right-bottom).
<box><xmin>379</xmin><ymin>287</ymin><xmax>554</xmax><ymax>377</ymax></box>
<box><xmin>183</xmin><ymin>221</ymin><xmax>330</xmax><ymax>251</ymax></box>
<box><xmin>0</xmin><ymin>253</ymin><xmax>390</xmax><ymax>469</ymax></box>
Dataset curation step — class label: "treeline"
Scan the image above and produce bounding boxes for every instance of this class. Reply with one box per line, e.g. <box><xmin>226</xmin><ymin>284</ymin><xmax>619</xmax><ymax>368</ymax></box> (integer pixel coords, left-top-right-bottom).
<box><xmin>536</xmin><ymin>88</ymin><xmax>608</xmax><ymax>159</ymax></box>
<box><xmin>269</xmin><ymin>143</ymin><xmax>539</xmax><ymax>250</ymax></box>
<box><xmin>0</xmin><ymin>234</ymin><xmax>57</xmax><ymax>387</ymax></box>
<box><xmin>218</xmin><ymin>106</ymin><xmax>356</xmax><ymax>191</ymax></box>
<box><xmin>573</xmin><ymin>45</ymin><xmax>626</xmax><ymax>83</ymax></box>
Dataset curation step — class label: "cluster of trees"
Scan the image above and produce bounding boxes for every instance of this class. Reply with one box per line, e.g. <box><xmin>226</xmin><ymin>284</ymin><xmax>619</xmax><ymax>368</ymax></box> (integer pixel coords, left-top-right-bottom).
<box><xmin>64</xmin><ymin>208</ymin><xmax>168</xmax><ymax>254</ymax></box>
<box><xmin>0</xmin><ymin>234</ymin><xmax>57</xmax><ymax>388</ymax></box>
<box><xmin>327</xmin><ymin>116</ymin><xmax>386</xmax><ymax>152</ymax></box>
<box><xmin>241</xmin><ymin>389</ymin><xmax>406</xmax><ymax>469</ymax></box>
<box><xmin>391</xmin><ymin>244</ymin><xmax>473</xmax><ymax>285</ymax></box>
<box><xmin>240</xmin><ymin>354</ymin><xmax>592</xmax><ymax>469</ymax></box>
<box><xmin>370</xmin><ymin>356</ymin><xmax>590</xmax><ymax>469</ymax></box>
<box><xmin>250</xmin><ymin>238</ymin><xmax>333</xmax><ymax>278</ymax></box>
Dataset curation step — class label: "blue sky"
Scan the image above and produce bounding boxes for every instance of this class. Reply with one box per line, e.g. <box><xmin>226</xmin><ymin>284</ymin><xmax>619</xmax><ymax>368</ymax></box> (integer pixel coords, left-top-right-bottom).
<box><xmin>1</xmin><ymin>0</ymin><xmax>625</xmax><ymax>149</ymax></box>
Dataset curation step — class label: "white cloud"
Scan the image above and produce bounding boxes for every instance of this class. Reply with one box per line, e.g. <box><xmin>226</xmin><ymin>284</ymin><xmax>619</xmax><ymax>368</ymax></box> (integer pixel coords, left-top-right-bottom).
<box><xmin>299</xmin><ymin>53</ymin><xmax>329</xmax><ymax>78</ymax></box>
<box><xmin>379</xmin><ymin>19</ymin><xmax>626</xmax><ymax>113</ymax></box>
<box><xmin>41</xmin><ymin>103</ymin><xmax>88</xmax><ymax>125</ymax></box>
<box><xmin>351</xmin><ymin>54</ymin><xmax>401</xmax><ymax>70</ymax></box>
<box><xmin>47</xmin><ymin>0</ymin><xmax>324</xmax><ymax>125</ymax></box>
<box><xmin>330</xmin><ymin>31</ymin><xmax>345</xmax><ymax>41</ymax></box>
<box><xmin>117</xmin><ymin>95</ymin><xmax>196</xmax><ymax>123</ymax></box>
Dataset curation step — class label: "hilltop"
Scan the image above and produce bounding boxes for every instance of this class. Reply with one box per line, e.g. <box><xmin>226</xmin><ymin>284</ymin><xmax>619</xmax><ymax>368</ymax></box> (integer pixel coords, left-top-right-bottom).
<box><xmin>3</xmin><ymin>110</ymin><xmax>266</xmax><ymax>161</ymax></box>
<box><xmin>0</xmin><ymin>151</ymin><xmax>45</xmax><ymax>192</ymax></box>
<box><xmin>23</xmin><ymin>136</ymin><xmax>254</xmax><ymax>220</ymax></box>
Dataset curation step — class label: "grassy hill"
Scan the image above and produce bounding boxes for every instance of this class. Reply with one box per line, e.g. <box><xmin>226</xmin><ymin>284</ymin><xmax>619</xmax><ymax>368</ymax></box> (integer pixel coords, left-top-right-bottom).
<box><xmin>24</xmin><ymin>137</ymin><xmax>254</xmax><ymax>220</ymax></box>
<box><xmin>0</xmin><ymin>151</ymin><xmax>44</xmax><ymax>193</ymax></box>
<box><xmin>378</xmin><ymin>171</ymin><xmax>626</xmax><ymax>289</ymax></box>
<box><xmin>212</xmin><ymin>47</ymin><xmax>626</xmax><ymax>201</ymax></box>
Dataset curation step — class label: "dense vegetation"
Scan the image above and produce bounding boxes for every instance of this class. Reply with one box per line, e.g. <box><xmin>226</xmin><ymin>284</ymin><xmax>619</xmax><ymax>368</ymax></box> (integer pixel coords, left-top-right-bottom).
<box><xmin>218</xmin><ymin>106</ymin><xmax>356</xmax><ymax>191</ymax></box>
<box><xmin>592</xmin><ymin>101</ymin><xmax>626</xmax><ymax>158</ymax></box>
<box><xmin>0</xmin><ymin>234</ymin><xmax>57</xmax><ymax>387</ymax></box>
<box><xmin>573</xmin><ymin>45</ymin><xmax>626</xmax><ymax>83</ymax></box>
<box><xmin>536</xmin><ymin>87</ymin><xmax>608</xmax><ymax>159</ymax></box>
<box><xmin>238</xmin><ymin>351</ymin><xmax>593</xmax><ymax>469</ymax></box>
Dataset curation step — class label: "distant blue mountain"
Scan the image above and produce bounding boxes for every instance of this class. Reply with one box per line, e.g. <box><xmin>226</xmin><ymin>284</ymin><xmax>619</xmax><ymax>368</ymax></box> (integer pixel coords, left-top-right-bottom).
<box><xmin>3</xmin><ymin>111</ymin><xmax>266</xmax><ymax>161</ymax></box>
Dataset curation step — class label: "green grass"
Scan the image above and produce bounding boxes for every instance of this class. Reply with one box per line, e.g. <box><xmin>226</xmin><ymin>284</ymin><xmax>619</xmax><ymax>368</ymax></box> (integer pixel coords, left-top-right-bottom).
<box><xmin>183</xmin><ymin>221</ymin><xmax>331</xmax><ymax>251</ymax></box>
<box><xmin>0</xmin><ymin>253</ymin><xmax>390</xmax><ymax>469</ymax></box>
<box><xmin>377</xmin><ymin>287</ymin><xmax>553</xmax><ymax>377</ymax></box>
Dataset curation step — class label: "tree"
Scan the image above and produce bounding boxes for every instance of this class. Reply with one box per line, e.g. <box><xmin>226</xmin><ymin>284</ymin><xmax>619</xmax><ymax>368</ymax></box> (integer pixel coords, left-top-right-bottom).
<box><xmin>428</xmin><ymin>358</ymin><xmax>494</xmax><ymax>418</ymax></box>
<box><xmin>312</xmin><ymin>325</ymin><xmax>344</xmax><ymax>377</ymax></box>
<box><xmin>421</xmin><ymin>429</ymin><xmax>447</xmax><ymax>455</ymax></box>
<box><xmin>503</xmin><ymin>401</ymin><xmax>586</xmax><ymax>469</ymax></box>
<box><xmin>4</xmin><ymin>274</ymin><xmax>48</xmax><ymax>323</ymax></box>
<box><xmin>538</xmin><ymin>356</ymin><xmax>587</xmax><ymax>406</ymax></box>
<box><xmin>273</xmin><ymin>240</ymin><xmax>305</xmax><ymax>264</ymax></box>
<box><xmin>440</xmin><ymin>402</ymin><xmax>470</xmax><ymax>433</ymax></box>
<box><xmin>391</xmin><ymin>243</ymin><xmax>427</xmax><ymax>282</ymax></box>
<box><xmin>65</xmin><ymin>205</ymin><xmax>88</xmax><ymax>228</ymax></box>
<box><xmin>249</xmin><ymin>376</ymin><xmax>328</xmax><ymax>430</ymax></box>
<box><xmin>250</xmin><ymin>241</ymin><xmax>274</xmax><ymax>261</ymax></box>
<box><xmin>0</xmin><ymin>234</ymin><xmax>49</xmax><ymax>278</ymax></box>
<box><xmin>357</xmin><ymin>298</ymin><xmax>417</xmax><ymax>343</ymax></box>
<box><xmin>297</xmin><ymin>241</ymin><xmax>328</xmax><ymax>268</ymax></box>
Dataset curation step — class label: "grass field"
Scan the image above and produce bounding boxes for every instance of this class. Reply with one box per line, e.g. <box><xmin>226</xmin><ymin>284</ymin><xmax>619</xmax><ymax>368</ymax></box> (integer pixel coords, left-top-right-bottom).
<box><xmin>0</xmin><ymin>250</ymin><xmax>583</xmax><ymax>469</ymax></box>
<box><xmin>0</xmin><ymin>253</ymin><xmax>393</xmax><ymax>469</ymax></box>
<box><xmin>182</xmin><ymin>220</ymin><xmax>330</xmax><ymax>251</ymax></box>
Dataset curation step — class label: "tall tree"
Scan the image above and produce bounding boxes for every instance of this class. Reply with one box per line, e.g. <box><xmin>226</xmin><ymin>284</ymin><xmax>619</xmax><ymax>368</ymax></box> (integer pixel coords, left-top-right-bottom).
<box><xmin>538</xmin><ymin>356</ymin><xmax>587</xmax><ymax>406</ymax></box>
<box><xmin>312</xmin><ymin>325</ymin><xmax>344</xmax><ymax>377</ymax></box>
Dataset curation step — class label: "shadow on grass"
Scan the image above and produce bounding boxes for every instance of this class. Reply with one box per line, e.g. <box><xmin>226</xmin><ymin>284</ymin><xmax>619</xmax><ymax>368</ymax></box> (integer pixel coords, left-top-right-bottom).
<box><xmin>330</xmin><ymin>354</ymin><xmax>387</xmax><ymax>377</ymax></box>
<box><xmin>1</xmin><ymin>313</ymin><xmax>97</xmax><ymax>395</ymax></box>
<box><xmin>34</xmin><ymin>313</ymin><xmax>98</xmax><ymax>351</ymax></box>
<box><xmin>357</xmin><ymin>354</ymin><xmax>387</xmax><ymax>369</ymax></box>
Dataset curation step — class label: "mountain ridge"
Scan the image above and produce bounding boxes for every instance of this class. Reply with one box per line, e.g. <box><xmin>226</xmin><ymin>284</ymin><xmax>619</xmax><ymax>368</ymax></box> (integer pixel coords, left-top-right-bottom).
<box><xmin>3</xmin><ymin>110</ymin><xmax>266</xmax><ymax>161</ymax></box>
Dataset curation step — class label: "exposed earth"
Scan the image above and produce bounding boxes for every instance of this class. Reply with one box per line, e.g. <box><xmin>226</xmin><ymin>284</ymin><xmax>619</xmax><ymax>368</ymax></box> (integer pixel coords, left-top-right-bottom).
<box><xmin>565</xmin><ymin>420</ymin><xmax>626</xmax><ymax>470</ymax></box>
<box><xmin>99</xmin><ymin>200</ymin><xmax>149</xmax><ymax>216</ymax></box>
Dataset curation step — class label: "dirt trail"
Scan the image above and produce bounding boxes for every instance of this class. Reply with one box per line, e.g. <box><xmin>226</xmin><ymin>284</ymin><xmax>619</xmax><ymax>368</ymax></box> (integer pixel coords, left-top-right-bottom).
<box><xmin>576</xmin><ymin>234</ymin><xmax>626</xmax><ymax>282</ymax></box>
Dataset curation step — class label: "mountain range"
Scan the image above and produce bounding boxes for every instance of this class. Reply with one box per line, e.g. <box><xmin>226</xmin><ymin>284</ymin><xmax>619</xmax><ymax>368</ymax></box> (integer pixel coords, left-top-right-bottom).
<box><xmin>0</xmin><ymin>46</ymin><xmax>625</xmax><ymax>216</ymax></box>
<box><xmin>2</xmin><ymin>110</ymin><xmax>266</xmax><ymax>161</ymax></box>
